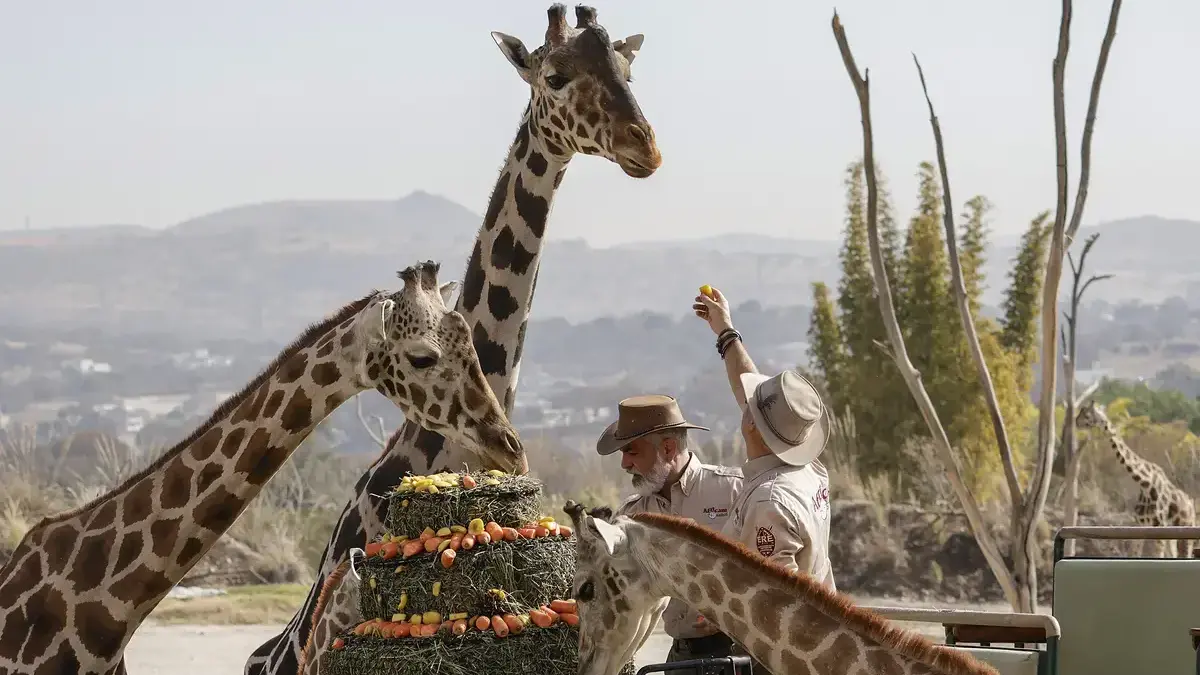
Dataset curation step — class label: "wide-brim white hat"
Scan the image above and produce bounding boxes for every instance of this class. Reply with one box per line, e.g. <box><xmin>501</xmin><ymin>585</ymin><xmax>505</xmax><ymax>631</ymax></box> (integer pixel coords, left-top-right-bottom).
<box><xmin>740</xmin><ymin>369</ymin><xmax>829</xmax><ymax>466</ymax></box>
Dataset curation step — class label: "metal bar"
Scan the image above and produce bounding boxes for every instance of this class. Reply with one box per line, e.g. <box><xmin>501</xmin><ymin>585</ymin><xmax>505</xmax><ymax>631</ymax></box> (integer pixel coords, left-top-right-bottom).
<box><xmin>636</xmin><ymin>656</ymin><xmax>753</xmax><ymax>675</ymax></box>
<box><xmin>1057</xmin><ymin>525</ymin><xmax>1200</xmax><ymax>540</ymax></box>
<box><xmin>860</xmin><ymin>605</ymin><xmax>1062</xmax><ymax>637</ymax></box>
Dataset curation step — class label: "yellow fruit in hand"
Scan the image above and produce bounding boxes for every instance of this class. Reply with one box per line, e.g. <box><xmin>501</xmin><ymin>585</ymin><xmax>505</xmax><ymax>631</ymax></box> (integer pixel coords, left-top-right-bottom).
<box><xmin>699</xmin><ymin>284</ymin><xmax>714</xmax><ymax>298</ymax></box>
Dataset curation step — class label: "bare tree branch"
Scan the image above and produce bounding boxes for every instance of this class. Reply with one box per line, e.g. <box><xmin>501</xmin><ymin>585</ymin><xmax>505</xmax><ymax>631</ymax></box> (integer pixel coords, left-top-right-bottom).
<box><xmin>912</xmin><ymin>53</ymin><xmax>1022</xmax><ymax>507</ymax></box>
<box><xmin>1065</xmin><ymin>0</ymin><xmax>1124</xmax><ymax>244</ymax></box>
<box><xmin>831</xmin><ymin>10</ymin><xmax>1020</xmax><ymax>608</ymax></box>
<box><xmin>354</xmin><ymin>395</ymin><xmax>388</xmax><ymax>449</ymax></box>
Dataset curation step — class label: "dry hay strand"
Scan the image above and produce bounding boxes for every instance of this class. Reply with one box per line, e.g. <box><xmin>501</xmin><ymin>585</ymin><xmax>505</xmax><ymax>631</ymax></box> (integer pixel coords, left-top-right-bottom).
<box><xmin>319</xmin><ymin>624</ymin><xmax>636</xmax><ymax>675</ymax></box>
<box><xmin>386</xmin><ymin>473</ymin><xmax>544</xmax><ymax>538</ymax></box>
<box><xmin>359</xmin><ymin>536</ymin><xmax>576</xmax><ymax>620</ymax></box>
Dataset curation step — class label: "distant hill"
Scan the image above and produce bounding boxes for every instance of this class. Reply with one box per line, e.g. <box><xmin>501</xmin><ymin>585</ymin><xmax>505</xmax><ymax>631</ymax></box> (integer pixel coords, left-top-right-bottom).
<box><xmin>0</xmin><ymin>193</ymin><xmax>1193</xmax><ymax>342</ymax></box>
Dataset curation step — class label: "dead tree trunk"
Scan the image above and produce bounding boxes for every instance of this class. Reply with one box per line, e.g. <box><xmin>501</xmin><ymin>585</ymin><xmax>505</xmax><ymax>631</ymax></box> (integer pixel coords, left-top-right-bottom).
<box><xmin>1060</xmin><ymin>233</ymin><xmax>1113</xmax><ymax>557</ymax></box>
<box><xmin>830</xmin><ymin>0</ymin><xmax>1123</xmax><ymax>612</ymax></box>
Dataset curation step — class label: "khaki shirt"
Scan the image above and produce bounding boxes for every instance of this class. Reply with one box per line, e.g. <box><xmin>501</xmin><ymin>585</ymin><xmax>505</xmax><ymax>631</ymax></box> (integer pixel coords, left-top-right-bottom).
<box><xmin>720</xmin><ymin>454</ymin><xmax>836</xmax><ymax>591</ymax></box>
<box><xmin>616</xmin><ymin>452</ymin><xmax>743</xmax><ymax>639</ymax></box>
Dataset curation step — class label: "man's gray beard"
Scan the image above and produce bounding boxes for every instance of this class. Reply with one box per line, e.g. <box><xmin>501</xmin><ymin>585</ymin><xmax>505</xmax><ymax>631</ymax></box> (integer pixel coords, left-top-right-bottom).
<box><xmin>630</xmin><ymin>461</ymin><xmax>672</xmax><ymax>497</ymax></box>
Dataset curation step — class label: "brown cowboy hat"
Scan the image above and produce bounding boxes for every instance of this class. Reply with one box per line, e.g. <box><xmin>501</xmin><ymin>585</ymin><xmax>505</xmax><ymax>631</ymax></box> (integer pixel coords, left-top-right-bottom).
<box><xmin>595</xmin><ymin>394</ymin><xmax>709</xmax><ymax>456</ymax></box>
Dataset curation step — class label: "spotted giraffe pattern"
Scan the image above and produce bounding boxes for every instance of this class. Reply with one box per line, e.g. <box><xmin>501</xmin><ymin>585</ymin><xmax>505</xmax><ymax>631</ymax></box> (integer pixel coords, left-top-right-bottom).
<box><xmin>1076</xmin><ymin>401</ymin><xmax>1197</xmax><ymax>557</ymax></box>
<box><xmin>246</xmin><ymin>6</ymin><xmax>662</xmax><ymax>675</ymax></box>
<box><xmin>0</xmin><ymin>261</ymin><xmax>521</xmax><ymax>675</ymax></box>
<box><xmin>562</xmin><ymin>504</ymin><xmax>1000</xmax><ymax>675</ymax></box>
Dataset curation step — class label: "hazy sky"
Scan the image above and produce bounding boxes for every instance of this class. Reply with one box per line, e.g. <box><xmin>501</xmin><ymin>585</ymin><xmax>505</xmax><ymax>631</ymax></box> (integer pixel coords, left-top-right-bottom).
<box><xmin>2</xmin><ymin>1</ymin><xmax>1196</xmax><ymax>246</ymax></box>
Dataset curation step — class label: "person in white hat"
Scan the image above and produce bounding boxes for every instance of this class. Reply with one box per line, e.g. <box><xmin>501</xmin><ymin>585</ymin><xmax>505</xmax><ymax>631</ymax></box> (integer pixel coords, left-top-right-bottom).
<box><xmin>693</xmin><ymin>286</ymin><xmax>836</xmax><ymax>591</ymax></box>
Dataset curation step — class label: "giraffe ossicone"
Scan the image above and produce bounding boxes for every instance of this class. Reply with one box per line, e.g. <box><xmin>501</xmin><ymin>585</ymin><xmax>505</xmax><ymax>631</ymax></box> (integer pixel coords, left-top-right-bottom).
<box><xmin>247</xmin><ymin>5</ymin><xmax>663</xmax><ymax>674</ymax></box>
<box><xmin>1076</xmin><ymin>400</ymin><xmax>1197</xmax><ymax>558</ymax></box>
<box><xmin>0</xmin><ymin>259</ymin><xmax>521</xmax><ymax>675</ymax></box>
<box><xmin>563</xmin><ymin>501</ymin><xmax>1001</xmax><ymax>675</ymax></box>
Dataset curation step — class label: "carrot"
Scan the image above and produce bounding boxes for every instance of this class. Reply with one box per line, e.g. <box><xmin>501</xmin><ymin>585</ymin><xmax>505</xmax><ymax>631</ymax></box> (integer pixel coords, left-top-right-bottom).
<box><xmin>424</xmin><ymin>536</ymin><xmax>443</xmax><ymax>553</ymax></box>
<box><xmin>393</xmin><ymin>622</ymin><xmax>411</xmax><ymax>638</ymax></box>
<box><xmin>491</xmin><ymin>615</ymin><xmax>509</xmax><ymax>637</ymax></box>
<box><xmin>440</xmin><ymin>549</ymin><xmax>456</xmax><ymax>568</ymax></box>
<box><xmin>475</xmin><ymin>616</ymin><xmax>490</xmax><ymax>631</ymax></box>
<box><xmin>452</xmin><ymin>619</ymin><xmax>468</xmax><ymax>635</ymax></box>
<box><xmin>541</xmin><ymin>605</ymin><xmax>561</xmax><ymax>623</ymax></box>
<box><xmin>485</xmin><ymin>522</ymin><xmax>504</xmax><ymax>541</ymax></box>
<box><xmin>476</xmin><ymin>532</ymin><xmax>492</xmax><ymax>546</ymax></box>
<box><xmin>462</xmin><ymin>475</ymin><xmax>477</xmax><ymax>488</ymax></box>
<box><xmin>558</xmin><ymin>525</ymin><xmax>574</xmax><ymax>537</ymax></box>
<box><xmin>533</xmin><ymin>526</ymin><xmax>550</xmax><ymax>538</ymax></box>
<box><xmin>516</xmin><ymin>527</ymin><xmax>535</xmax><ymax>539</ymax></box>
<box><xmin>502</xmin><ymin>527</ymin><xmax>520</xmax><ymax>542</ymax></box>
<box><xmin>419</xmin><ymin>623</ymin><xmax>437</xmax><ymax>637</ymax></box>
<box><xmin>449</xmin><ymin>534</ymin><xmax>464</xmax><ymax>551</ymax></box>
<box><xmin>528</xmin><ymin>609</ymin><xmax>554</xmax><ymax>628</ymax></box>
<box><xmin>440</xmin><ymin>620</ymin><xmax>453</xmax><ymax>633</ymax></box>
<box><xmin>502</xmin><ymin>614</ymin><xmax>524</xmax><ymax>634</ymax></box>
<box><xmin>561</xmin><ymin>612</ymin><xmax>580</xmax><ymax>626</ymax></box>
<box><xmin>461</xmin><ymin>534</ymin><xmax>476</xmax><ymax>550</ymax></box>
<box><xmin>331</xmin><ymin>637</ymin><xmax>345</xmax><ymax>650</ymax></box>
<box><xmin>364</xmin><ymin>542</ymin><xmax>383</xmax><ymax>558</ymax></box>
<box><xmin>401</xmin><ymin>540</ymin><xmax>424</xmax><ymax>558</ymax></box>
<box><xmin>550</xmin><ymin>599</ymin><xmax>577</xmax><ymax>614</ymax></box>
<box><xmin>380</xmin><ymin>542</ymin><xmax>399</xmax><ymax>560</ymax></box>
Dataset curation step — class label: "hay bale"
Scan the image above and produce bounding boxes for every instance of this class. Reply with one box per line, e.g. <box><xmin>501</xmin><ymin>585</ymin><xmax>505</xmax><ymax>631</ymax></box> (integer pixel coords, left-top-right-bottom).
<box><xmin>319</xmin><ymin>625</ymin><xmax>637</xmax><ymax>675</ymax></box>
<box><xmin>385</xmin><ymin>472</ymin><xmax>544</xmax><ymax>539</ymax></box>
<box><xmin>359</xmin><ymin>536</ymin><xmax>576</xmax><ymax>621</ymax></box>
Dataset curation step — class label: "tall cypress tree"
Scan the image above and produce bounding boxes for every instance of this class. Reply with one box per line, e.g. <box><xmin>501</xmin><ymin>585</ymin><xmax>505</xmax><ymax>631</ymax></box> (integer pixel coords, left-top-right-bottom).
<box><xmin>807</xmin><ymin>281</ymin><xmax>846</xmax><ymax>414</ymax></box>
<box><xmin>959</xmin><ymin>195</ymin><xmax>992</xmax><ymax>317</ymax></box>
<box><xmin>1001</xmin><ymin>211</ymin><xmax>1052</xmax><ymax>379</ymax></box>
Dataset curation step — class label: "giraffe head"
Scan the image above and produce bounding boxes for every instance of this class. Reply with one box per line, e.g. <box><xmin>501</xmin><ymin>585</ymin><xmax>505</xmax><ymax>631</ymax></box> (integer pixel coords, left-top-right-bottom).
<box><xmin>354</xmin><ymin>261</ymin><xmax>523</xmax><ymax>471</ymax></box>
<box><xmin>491</xmin><ymin>3</ymin><xmax>661</xmax><ymax>178</ymax></box>
<box><xmin>563</xmin><ymin>500</ymin><xmax>667</xmax><ymax>675</ymax></box>
<box><xmin>1076</xmin><ymin>399</ymin><xmax>1108</xmax><ymax>429</ymax></box>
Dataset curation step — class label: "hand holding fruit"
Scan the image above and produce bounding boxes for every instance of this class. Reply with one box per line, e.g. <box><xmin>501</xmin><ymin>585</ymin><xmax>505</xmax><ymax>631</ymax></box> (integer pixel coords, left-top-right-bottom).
<box><xmin>693</xmin><ymin>285</ymin><xmax>733</xmax><ymax>336</ymax></box>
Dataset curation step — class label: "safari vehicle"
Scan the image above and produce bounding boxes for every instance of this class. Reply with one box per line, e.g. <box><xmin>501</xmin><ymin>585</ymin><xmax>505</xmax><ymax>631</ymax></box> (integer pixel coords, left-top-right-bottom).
<box><xmin>635</xmin><ymin>526</ymin><xmax>1200</xmax><ymax>675</ymax></box>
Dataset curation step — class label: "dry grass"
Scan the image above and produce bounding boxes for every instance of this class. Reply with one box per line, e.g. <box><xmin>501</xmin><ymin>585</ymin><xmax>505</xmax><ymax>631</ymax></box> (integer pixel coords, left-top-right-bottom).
<box><xmin>147</xmin><ymin>584</ymin><xmax>311</xmax><ymax>625</ymax></box>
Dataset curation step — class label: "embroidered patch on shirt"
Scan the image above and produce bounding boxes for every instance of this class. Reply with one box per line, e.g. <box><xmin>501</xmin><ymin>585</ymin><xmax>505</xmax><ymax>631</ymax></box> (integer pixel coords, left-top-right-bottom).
<box><xmin>701</xmin><ymin>506</ymin><xmax>729</xmax><ymax>520</ymax></box>
<box><xmin>813</xmin><ymin>485</ymin><xmax>831</xmax><ymax>521</ymax></box>
<box><xmin>755</xmin><ymin>526</ymin><xmax>776</xmax><ymax>556</ymax></box>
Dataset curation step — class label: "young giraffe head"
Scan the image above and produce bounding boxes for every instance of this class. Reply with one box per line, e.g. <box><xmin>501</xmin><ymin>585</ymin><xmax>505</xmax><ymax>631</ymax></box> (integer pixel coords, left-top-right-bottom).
<box><xmin>357</xmin><ymin>260</ymin><xmax>522</xmax><ymax>470</ymax></box>
<box><xmin>1075</xmin><ymin>400</ymin><xmax>1109</xmax><ymax>429</ymax></box>
<box><xmin>491</xmin><ymin>3</ymin><xmax>661</xmax><ymax>178</ymax></box>
<box><xmin>562</xmin><ymin>501</ymin><xmax>668</xmax><ymax>675</ymax></box>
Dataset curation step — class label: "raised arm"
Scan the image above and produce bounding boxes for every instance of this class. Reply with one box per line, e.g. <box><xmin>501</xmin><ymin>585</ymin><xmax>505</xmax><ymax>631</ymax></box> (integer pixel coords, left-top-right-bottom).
<box><xmin>693</xmin><ymin>286</ymin><xmax>759</xmax><ymax>409</ymax></box>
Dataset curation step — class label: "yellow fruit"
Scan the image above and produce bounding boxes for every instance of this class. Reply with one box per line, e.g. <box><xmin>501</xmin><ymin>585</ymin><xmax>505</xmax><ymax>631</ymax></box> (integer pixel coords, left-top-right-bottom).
<box><xmin>410</xmin><ymin>613</ymin><xmax>423</xmax><ymax>626</ymax></box>
<box><xmin>437</xmin><ymin>539</ymin><xmax>451</xmax><ymax>553</ymax></box>
<box><xmin>468</xmin><ymin>518</ymin><xmax>485</xmax><ymax>535</ymax></box>
<box><xmin>487</xmin><ymin>469</ymin><xmax>505</xmax><ymax>477</ymax></box>
<box><xmin>700</xmin><ymin>284</ymin><xmax>714</xmax><ymax>297</ymax></box>
<box><xmin>391</xmin><ymin>613</ymin><xmax>405</xmax><ymax>622</ymax></box>
<box><xmin>401</xmin><ymin>499</ymin><xmax>409</xmax><ymax>507</ymax></box>
<box><xmin>449</xmin><ymin>612</ymin><xmax>468</xmax><ymax>621</ymax></box>
<box><xmin>432</xmin><ymin>582</ymin><xmax>442</xmax><ymax>597</ymax></box>
<box><xmin>368</xmin><ymin>576</ymin><xmax>377</xmax><ymax>589</ymax></box>
<box><xmin>484</xmin><ymin>478</ymin><xmax>501</xmax><ymax>486</ymax></box>
<box><xmin>397</xmin><ymin>593</ymin><xmax>408</xmax><ymax>610</ymax></box>
<box><xmin>423</xmin><ymin>611</ymin><xmax>441</xmax><ymax>625</ymax></box>
<box><xmin>394</xmin><ymin>565</ymin><xmax>406</xmax><ymax>575</ymax></box>
<box><xmin>427</xmin><ymin>485</ymin><xmax>440</xmax><ymax>494</ymax></box>
<box><xmin>450</xmin><ymin>525</ymin><xmax>467</xmax><ymax>534</ymax></box>
<box><xmin>436</xmin><ymin>527</ymin><xmax>452</xmax><ymax>537</ymax></box>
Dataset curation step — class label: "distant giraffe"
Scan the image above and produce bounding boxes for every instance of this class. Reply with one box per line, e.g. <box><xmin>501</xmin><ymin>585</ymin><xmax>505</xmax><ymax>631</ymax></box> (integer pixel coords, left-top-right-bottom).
<box><xmin>0</xmin><ymin>261</ymin><xmax>522</xmax><ymax>675</ymax></box>
<box><xmin>1076</xmin><ymin>400</ymin><xmax>1196</xmax><ymax>557</ymax></box>
<box><xmin>245</xmin><ymin>5</ymin><xmax>662</xmax><ymax>675</ymax></box>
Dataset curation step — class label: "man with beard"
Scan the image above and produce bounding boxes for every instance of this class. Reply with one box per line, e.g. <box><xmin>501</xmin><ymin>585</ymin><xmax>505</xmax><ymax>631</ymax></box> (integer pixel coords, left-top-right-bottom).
<box><xmin>596</xmin><ymin>394</ymin><xmax>743</xmax><ymax>665</ymax></box>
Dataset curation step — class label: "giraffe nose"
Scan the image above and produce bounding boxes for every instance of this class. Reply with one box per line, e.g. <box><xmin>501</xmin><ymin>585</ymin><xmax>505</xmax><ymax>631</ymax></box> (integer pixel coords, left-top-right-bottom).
<box><xmin>626</xmin><ymin>123</ymin><xmax>650</xmax><ymax>145</ymax></box>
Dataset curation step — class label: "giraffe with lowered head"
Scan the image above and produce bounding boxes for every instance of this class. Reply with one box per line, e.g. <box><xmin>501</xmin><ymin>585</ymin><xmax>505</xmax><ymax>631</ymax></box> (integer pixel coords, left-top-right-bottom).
<box><xmin>246</xmin><ymin>5</ymin><xmax>662</xmax><ymax>674</ymax></box>
<box><xmin>562</xmin><ymin>502</ymin><xmax>1000</xmax><ymax>675</ymax></box>
<box><xmin>1076</xmin><ymin>400</ymin><xmax>1197</xmax><ymax>557</ymax></box>
<box><xmin>0</xmin><ymin>261</ymin><xmax>522</xmax><ymax>675</ymax></box>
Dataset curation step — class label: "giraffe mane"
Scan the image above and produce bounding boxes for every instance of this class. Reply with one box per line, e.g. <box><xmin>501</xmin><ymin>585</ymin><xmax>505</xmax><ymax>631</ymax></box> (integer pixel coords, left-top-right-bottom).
<box><xmin>10</xmin><ymin>293</ymin><xmax>378</xmax><ymax>538</ymax></box>
<box><xmin>628</xmin><ymin>512</ymin><xmax>999</xmax><ymax>675</ymax></box>
<box><xmin>297</xmin><ymin>558</ymin><xmax>353</xmax><ymax>675</ymax></box>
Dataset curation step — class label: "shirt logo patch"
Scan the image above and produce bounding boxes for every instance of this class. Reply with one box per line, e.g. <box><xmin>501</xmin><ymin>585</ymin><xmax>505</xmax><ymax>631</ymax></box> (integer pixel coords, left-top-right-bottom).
<box><xmin>813</xmin><ymin>485</ymin><xmax>830</xmax><ymax>521</ymax></box>
<box><xmin>701</xmin><ymin>506</ymin><xmax>729</xmax><ymax>520</ymax></box>
<box><xmin>755</xmin><ymin>526</ymin><xmax>776</xmax><ymax>557</ymax></box>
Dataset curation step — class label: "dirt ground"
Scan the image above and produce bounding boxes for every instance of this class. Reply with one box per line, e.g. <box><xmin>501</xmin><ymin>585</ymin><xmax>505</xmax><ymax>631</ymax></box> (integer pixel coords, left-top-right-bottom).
<box><xmin>127</xmin><ymin>596</ymin><xmax>991</xmax><ymax>674</ymax></box>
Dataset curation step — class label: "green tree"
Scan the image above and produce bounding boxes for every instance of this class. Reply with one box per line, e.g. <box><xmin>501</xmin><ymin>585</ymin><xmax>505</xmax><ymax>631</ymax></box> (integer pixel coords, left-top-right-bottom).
<box><xmin>1000</xmin><ymin>211</ymin><xmax>1052</xmax><ymax>379</ymax></box>
<box><xmin>958</xmin><ymin>195</ymin><xmax>992</xmax><ymax>316</ymax></box>
<box><xmin>807</xmin><ymin>281</ymin><xmax>846</xmax><ymax>414</ymax></box>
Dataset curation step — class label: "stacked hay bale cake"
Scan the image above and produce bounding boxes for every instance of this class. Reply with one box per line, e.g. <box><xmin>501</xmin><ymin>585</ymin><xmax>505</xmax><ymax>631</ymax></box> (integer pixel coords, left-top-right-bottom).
<box><xmin>318</xmin><ymin>469</ymin><xmax>635</xmax><ymax>675</ymax></box>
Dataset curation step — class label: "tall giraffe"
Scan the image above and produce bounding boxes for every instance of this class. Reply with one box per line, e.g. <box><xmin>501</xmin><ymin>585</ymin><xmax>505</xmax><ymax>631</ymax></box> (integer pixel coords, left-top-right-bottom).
<box><xmin>0</xmin><ymin>261</ymin><xmax>523</xmax><ymax>675</ymax></box>
<box><xmin>246</xmin><ymin>5</ymin><xmax>662</xmax><ymax>674</ymax></box>
<box><xmin>1076</xmin><ymin>400</ymin><xmax>1197</xmax><ymax>558</ymax></box>
<box><xmin>562</xmin><ymin>503</ymin><xmax>999</xmax><ymax>675</ymax></box>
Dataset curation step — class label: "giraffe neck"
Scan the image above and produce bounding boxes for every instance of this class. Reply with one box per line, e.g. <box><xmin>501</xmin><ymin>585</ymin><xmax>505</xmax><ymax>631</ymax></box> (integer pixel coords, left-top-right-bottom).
<box><xmin>1099</xmin><ymin>420</ymin><xmax>1157</xmax><ymax>483</ymax></box>
<box><xmin>628</xmin><ymin>517</ymin><xmax>994</xmax><ymax>675</ymax></box>
<box><xmin>0</xmin><ymin>300</ymin><xmax>370</xmax><ymax>672</ymax></box>
<box><xmin>458</xmin><ymin>103</ymin><xmax>568</xmax><ymax>415</ymax></box>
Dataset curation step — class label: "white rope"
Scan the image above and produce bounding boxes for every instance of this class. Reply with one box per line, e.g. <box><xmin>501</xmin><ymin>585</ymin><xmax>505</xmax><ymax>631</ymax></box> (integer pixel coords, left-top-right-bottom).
<box><xmin>348</xmin><ymin>547</ymin><xmax>365</xmax><ymax>581</ymax></box>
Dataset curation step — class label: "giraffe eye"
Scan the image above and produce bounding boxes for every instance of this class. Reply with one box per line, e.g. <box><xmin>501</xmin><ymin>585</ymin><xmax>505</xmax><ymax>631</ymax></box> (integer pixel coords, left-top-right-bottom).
<box><xmin>577</xmin><ymin>580</ymin><xmax>595</xmax><ymax>602</ymax></box>
<box><xmin>546</xmin><ymin>74</ymin><xmax>570</xmax><ymax>90</ymax></box>
<box><xmin>406</xmin><ymin>354</ymin><xmax>437</xmax><ymax>370</ymax></box>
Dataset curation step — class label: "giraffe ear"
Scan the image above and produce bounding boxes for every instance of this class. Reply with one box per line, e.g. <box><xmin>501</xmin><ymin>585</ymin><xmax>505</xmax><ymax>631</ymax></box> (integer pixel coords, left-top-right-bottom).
<box><xmin>586</xmin><ymin>514</ymin><xmax>628</xmax><ymax>557</ymax></box>
<box><xmin>438</xmin><ymin>280</ymin><xmax>460</xmax><ymax>307</ymax></box>
<box><xmin>491</xmin><ymin>31</ymin><xmax>532</xmax><ymax>83</ymax></box>
<box><xmin>613</xmin><ymin>34</ymin><xmax>644</xmax><ymax>64</ymax></box>
<box><xmin>357</xmin><ymin>296</ymin><xmax>396</xmax><ymax>345</ymax></box>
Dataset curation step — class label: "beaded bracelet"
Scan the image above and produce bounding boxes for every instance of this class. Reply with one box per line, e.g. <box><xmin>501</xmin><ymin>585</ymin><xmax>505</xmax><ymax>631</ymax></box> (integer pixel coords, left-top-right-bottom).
<box><xmin>716</xmin><ymin>329</ymin><xmax>742</xmax><ymax>359</ymax></box>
